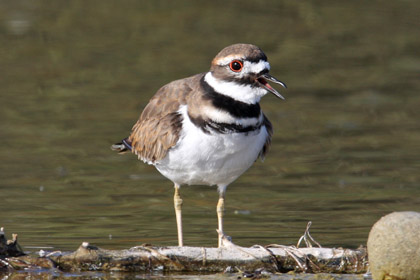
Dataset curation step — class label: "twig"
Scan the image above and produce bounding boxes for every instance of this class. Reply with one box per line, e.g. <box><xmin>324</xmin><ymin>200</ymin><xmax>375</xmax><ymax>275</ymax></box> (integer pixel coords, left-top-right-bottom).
<box><xmin>296</xmin><ymin>221</ymin><xmax>322</xmax><ymax>248</ymax></box>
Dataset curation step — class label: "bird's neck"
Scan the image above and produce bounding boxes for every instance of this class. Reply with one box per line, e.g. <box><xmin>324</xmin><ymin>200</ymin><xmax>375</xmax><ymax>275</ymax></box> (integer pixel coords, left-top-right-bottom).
<box><xmin>183</xmin><ymin>75</ymin><xmax>263</xmax><ymax>134</ymax></box>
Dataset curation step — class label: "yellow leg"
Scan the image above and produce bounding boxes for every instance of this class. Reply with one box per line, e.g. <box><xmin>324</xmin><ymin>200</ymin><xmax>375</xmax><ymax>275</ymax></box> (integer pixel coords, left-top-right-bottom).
<box><xmin>217</xmin><ymin>194</ymin><xmax>225</xmax><ymax>247</ymax></box>
<box><xmin>174</xmin><ymin>184</ymin><xmax>183</xmax><ymax>247</ymax></box>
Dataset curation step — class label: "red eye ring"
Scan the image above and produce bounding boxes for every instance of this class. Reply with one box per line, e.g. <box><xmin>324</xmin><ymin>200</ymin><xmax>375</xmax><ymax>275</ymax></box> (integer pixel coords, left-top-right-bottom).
<box><xmin>229</xmin><ymin>60</ymin><xmax>243</xmax><ymax>72</ymax></box>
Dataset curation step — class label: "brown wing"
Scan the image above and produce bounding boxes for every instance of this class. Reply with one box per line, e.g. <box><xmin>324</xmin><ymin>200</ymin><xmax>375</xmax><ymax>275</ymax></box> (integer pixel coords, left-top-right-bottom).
<box><xmin>259</xmin><ymin>114</ymin><xmax>273</xmax><ymax>160</ymax></box>
<box><xmin>129</xmin><ymin>75</ymin><xmax>200</xmax><ymax>163</ymax></box>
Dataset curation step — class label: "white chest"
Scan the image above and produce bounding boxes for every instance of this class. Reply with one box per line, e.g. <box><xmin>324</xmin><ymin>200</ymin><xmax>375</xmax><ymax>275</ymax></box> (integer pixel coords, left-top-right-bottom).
<box><xmin>155</xmin><ymin>106</ymin><xmax>268</xmax><ymax>187</ymax></box>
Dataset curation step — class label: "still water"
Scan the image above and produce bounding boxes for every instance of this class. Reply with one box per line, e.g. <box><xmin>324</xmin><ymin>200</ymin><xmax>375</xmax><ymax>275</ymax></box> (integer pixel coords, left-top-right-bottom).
<box><xmin>1</xmin><ymin>1</ymin><xmax>420</xmax><ymax>279</ymax></box>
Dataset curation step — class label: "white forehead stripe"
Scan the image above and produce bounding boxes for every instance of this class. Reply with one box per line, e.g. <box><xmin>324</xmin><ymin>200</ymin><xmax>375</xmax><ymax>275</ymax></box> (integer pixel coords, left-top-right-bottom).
<box><xmin>243</xmin><ymin>60</ymin><xmax>270</xmax><ymax>74</ymax></box>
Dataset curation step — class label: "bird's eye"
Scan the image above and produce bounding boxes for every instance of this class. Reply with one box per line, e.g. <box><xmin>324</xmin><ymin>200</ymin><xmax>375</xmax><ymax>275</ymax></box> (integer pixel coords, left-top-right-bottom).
<box><xmin>229</xmin><ymin>60</ymin><xmax>243</xmax><ymax>72</ymax></box>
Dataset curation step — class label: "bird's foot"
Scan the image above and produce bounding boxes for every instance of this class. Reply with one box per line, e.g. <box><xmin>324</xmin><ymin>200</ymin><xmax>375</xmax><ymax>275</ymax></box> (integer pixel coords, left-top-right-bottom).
<box><xmin>216</xmin><ymin>229</ymin><xmax>236</xmax><ymax>248</ymax></box>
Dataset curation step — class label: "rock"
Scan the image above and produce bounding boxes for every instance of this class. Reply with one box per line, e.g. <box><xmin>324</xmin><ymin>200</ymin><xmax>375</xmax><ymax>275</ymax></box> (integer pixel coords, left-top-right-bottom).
<box><xmin>367</xmin><ymin>211</ymin><xmax>420</xmax><ymax>280</ymax></box>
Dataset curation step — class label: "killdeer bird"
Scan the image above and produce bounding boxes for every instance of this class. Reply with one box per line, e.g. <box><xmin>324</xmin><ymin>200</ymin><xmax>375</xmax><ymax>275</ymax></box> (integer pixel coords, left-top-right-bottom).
<box><xmin>112</xmin><ymin>43</ymin><xmax>286</xmax><ymax>247</ymax></box>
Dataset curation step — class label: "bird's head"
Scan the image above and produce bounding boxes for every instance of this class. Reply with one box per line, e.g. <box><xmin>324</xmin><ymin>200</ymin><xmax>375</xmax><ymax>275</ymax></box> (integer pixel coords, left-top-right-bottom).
<box><xmin>208</xmin><ymin>44</ymin><xmax>287</xmax><ymax>103</ymax></box>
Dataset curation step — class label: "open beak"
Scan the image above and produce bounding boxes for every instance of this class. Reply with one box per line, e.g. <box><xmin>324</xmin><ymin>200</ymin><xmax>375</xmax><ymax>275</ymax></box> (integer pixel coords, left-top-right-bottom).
<box><xmin>257</xmin><ymin>73</ymin><xmax>287</xmax><ymax>100</ymax></box>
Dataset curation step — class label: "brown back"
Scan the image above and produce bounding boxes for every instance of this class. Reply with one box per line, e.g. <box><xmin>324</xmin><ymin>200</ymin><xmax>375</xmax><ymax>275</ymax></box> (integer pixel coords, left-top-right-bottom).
<box><xmin>129</xmin><ymin>74</ymin><xmax>203</xmax><ymax>163</ymax></box>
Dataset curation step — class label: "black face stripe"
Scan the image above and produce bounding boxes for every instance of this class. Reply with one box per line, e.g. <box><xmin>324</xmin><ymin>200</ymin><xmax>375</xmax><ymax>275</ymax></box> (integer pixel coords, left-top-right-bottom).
<box><xmin>207</xmin><ymin>120</ymin><xmax>261</xmax><ymax>134</ymax></box>
<box><xmin>188</xmin><ymin>114</ymin><xmax>261</xmax><ymax>134</ymax></box>
<box><xmin>200</xmin><ymin>77</ymin><xmax>261</xmax><ymax>119</ymax></box>
<box><xmin>258</xmin><ymin>68</ymin><xmax>270</xmax><ymax>76</ymax></box>
<box><xmin>247</xmin><ymin>54</ymin><xmax>267</xmax><ymax>63</ymax></box>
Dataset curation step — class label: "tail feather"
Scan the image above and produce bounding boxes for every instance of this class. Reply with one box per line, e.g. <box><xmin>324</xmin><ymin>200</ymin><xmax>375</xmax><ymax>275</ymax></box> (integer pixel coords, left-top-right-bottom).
<box><xmin>111</xmin><ymin>137</ymin><xmax>132</xmax><ymax>154</ymax></box>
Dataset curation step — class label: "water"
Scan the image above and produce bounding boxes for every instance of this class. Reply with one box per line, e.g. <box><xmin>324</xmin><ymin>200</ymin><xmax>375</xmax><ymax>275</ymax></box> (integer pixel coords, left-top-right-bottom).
<box><xmin>1</xmin><ymin>1</ymin><xmax>420</xmax><ymax>279</ymax></box>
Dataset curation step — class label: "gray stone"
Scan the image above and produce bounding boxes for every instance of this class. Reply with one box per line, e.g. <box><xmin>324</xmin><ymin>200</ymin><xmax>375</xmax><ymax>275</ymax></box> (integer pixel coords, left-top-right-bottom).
<box><xmin>367</xmin><ymin>211</ymin><xmax>420</xmax><ymax>280</ymax></box>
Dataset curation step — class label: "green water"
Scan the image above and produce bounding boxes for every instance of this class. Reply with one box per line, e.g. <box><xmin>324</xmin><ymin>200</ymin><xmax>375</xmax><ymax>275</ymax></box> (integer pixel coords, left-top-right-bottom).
<box><xmin>1</xmin><ymin>1</ymin><xmax>420</xmax><ymax>279</ymax></box>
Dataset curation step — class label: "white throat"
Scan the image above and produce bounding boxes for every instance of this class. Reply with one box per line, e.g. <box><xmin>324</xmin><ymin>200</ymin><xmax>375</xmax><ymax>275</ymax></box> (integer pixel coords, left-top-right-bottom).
<box><xmin>204</xmin><ymin>72</ymin><xmax>267</xmax><ymax>105</ymax></box>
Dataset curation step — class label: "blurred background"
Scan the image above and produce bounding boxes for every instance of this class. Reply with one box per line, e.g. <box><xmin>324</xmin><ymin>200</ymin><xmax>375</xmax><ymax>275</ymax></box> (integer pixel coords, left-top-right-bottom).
<box><xmin>1</xmin><ymin>1</ymin><xmax>419</xmax><ymax>252</ymax></box>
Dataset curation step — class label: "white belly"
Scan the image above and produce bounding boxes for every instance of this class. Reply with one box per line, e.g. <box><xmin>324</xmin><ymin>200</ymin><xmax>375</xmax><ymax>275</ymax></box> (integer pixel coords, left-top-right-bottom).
<box><xmin>155</xmin><ymin>107</ymin><xmax>268</xmax><ymax>187</ymax></box>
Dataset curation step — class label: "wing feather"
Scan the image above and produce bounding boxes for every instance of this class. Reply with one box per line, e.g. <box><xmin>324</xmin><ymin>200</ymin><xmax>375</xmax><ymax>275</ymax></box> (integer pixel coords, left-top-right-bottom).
<box><xmin>128</xmin><ymin>75</ymin><xmax>199</xmax><ymax>163</ymax></box>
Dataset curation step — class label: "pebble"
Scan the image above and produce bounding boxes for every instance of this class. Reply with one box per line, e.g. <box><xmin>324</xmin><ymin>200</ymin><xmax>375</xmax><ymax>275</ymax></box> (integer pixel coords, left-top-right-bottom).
<box><xmin>367</xmin><ymin>211</ymin><xmax>420</xmax><ymax>280</ymax></box>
